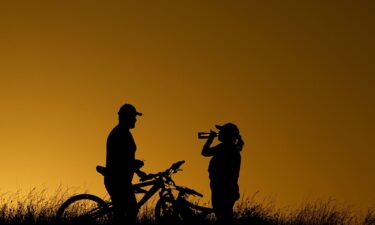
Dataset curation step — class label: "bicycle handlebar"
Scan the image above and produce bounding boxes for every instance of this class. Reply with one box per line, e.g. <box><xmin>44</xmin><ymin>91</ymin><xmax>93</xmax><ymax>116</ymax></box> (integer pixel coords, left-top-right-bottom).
<box><xmin>139</xmin><ymin>160</ymin><xmax>185</xmax><ymax>182</ymax></box>
<box><xmin>170</xmin><ymin>160</ymin><xmax>185</xmax><ymax>171</ymax></box>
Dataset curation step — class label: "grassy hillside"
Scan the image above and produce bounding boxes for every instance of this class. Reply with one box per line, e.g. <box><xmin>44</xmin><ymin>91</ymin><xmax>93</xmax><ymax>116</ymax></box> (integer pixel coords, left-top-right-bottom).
<box><xmin>0</xmin><ymin>188</ymin><xmax>373</xmax><ymax>225</ymax></box>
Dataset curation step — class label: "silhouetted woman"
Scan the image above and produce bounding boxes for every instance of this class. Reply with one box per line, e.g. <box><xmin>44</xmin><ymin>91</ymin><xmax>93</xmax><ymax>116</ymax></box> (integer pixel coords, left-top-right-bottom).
<box><xmin>201</xmin><ymin>123</ymin><xmax>243</xmax><ymax>224</ymax></box>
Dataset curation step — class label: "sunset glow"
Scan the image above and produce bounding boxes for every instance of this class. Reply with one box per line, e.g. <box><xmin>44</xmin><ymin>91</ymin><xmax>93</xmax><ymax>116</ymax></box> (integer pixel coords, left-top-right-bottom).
<box><xmin>0</xmin><ymin>1</ymin><xmax>374</xmax><ymax>211</ymax></box>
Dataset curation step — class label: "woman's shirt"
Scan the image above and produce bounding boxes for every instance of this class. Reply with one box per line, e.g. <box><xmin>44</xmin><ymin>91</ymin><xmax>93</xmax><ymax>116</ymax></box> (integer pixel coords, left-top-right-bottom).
<box><xmin>207</xmin><ymin>143</ymin><xmax>241</xmax><ymax>189</ymax></box>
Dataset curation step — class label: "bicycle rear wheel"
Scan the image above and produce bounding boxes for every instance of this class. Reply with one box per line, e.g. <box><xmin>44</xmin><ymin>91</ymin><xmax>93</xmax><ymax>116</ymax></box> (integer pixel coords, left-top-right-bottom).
<box><xmin>56</xmin><ymin>194</ymin><xmax>111</xmax><ymax>224</ymax></box>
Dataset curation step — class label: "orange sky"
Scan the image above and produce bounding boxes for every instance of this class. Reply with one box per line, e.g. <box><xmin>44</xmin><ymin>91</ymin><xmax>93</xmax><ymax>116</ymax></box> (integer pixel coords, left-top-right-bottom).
<box><xmin>0</xmin><ymin>1</ymin><xmax>374</xmax><ymax>210</ymax></box>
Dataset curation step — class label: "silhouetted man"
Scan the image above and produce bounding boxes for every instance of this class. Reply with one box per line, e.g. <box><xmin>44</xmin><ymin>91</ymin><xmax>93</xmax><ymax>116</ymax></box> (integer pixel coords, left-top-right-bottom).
<box><xmin>201</xmin><ymin>123</ymin><xmax>244</xmax><ymax>224</ymax></box>
<box><xmin>105</xmin><ymin>103</ymin><xmax>146</xmax><ymax>224</ymax></box>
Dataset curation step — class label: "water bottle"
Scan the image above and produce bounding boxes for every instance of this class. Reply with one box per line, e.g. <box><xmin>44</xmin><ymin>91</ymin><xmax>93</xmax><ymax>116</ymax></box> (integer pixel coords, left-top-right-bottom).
<box><xmin>198</xmin><ymin>132</ymin><xmax>215</xmax><ymax>139</ymax></box>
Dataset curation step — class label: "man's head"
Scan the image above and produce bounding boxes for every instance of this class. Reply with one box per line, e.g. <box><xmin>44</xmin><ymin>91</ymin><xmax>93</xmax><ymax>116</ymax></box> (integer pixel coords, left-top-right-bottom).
<box><xmin>118</xmin><ymin>104</ymin><xmax>142</xmax><ymax>129</ymax></box>
<box><xmin>216</xmin><ymin>123</ymin><xmax>240</xmax><ymax>143</ymax></box>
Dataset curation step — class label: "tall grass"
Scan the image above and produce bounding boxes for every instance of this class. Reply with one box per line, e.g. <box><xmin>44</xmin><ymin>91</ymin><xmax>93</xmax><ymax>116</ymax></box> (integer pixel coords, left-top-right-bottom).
<box><xmin>0</xmin><ymin>186</ymin><xmax>74</xmax><ymax>224</ymax></box>
<box><xmin>0</xmin><ymin>188</ymin><xmax>373</xmax><ymax>224</ymax></box>
<box><xmin>235</xmin><ymin>193</ymin><xmax>375</xmax><ymax>225</ymax></box>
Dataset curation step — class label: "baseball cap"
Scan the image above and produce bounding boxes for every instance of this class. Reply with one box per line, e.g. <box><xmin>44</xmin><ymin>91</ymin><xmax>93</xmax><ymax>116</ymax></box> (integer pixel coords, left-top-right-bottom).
<box><xmin>215</xmin><ymin>123</ymin><xmax>239</xmax><ymax>136</ymax></box>
<box><xmin>118</xmin><ymin>104</ymin><xmax>143</xmax><ymax>116</ymax></box>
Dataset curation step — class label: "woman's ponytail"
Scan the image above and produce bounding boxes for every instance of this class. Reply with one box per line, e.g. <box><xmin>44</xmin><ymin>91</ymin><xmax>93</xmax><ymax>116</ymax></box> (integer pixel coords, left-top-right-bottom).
<box><xmin>236</xmin><ymin>135</ymin><xmax>244</xmax><ymax>151</ymax></box>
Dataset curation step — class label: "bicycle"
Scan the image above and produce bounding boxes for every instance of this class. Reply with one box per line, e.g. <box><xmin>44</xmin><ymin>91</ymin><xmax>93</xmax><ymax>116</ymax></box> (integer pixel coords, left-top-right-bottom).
<box><xmin>56</xmin><ymin>160</ymin><xmax>213</xmax><ymax>224</ymax></box>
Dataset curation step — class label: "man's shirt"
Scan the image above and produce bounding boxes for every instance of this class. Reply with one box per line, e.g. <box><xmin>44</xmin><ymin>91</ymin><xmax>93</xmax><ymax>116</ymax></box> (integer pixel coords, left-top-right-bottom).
<box><xmin>106</xmin><ymin>125</ymin><xmax>136</xmax><ymax>184</ymax></box>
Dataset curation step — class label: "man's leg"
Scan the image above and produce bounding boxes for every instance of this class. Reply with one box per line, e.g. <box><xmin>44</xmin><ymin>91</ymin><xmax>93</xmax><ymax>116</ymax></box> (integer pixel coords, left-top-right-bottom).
<box><xmin>108</xmin><ymin>191</ymin><xmax>126</xmax><ymax>224</ymax></box>
<box><xmin>105</xmin><ymin>181</ymin><xmax>126</xmax><ymax>224</ymax></box>
<box><xmin>123</xmin><ymin>190</ymin><xmax>138</xmax><ymax>224</ymax></box>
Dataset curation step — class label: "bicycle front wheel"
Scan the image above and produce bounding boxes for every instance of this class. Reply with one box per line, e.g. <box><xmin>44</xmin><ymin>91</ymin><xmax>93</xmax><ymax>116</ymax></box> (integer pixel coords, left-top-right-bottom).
<box><xmin>155</xmin><ymin>197</ymin><xmax>179</xmax><ymax>223</ymax></box>
<box><xmin>56</xmin><ymin>194</ymin><xmax>111</xmax><ymax>224</ymax></box>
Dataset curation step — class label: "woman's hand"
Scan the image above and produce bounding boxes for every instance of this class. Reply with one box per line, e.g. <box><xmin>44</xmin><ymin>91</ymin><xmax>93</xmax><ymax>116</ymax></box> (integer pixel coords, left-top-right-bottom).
<box><xmin>209</xmin><ymin>130</ymin><xmax>218</xmax><ymax>139</ymax></box>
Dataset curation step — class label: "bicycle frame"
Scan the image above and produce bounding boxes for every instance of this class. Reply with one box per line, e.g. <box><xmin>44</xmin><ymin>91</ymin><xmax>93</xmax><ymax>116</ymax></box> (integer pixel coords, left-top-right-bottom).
<box><xmin>57</xmin><ymin>161</ymin><xmax>188</xmax><ymax>223</ymax></box>
<box><xmin>133</xmin><ymin>178</ymin><xmax>166</xmax><ymax>208</ymax></box>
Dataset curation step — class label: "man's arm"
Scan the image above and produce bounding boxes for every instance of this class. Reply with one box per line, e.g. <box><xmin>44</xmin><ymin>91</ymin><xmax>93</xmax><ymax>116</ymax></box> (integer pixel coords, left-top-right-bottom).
<box><xmin>135</xmin><ymin>169</ymin><xmax>147</xmax><ymax>179</ymax></box>
<box><xmin>134</xmin><ymin>159</ymin><xmax>148</xmax><ymax>179</ymax></box>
